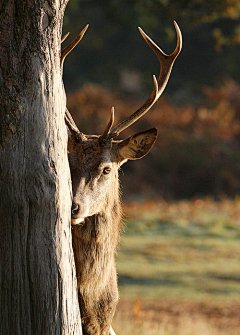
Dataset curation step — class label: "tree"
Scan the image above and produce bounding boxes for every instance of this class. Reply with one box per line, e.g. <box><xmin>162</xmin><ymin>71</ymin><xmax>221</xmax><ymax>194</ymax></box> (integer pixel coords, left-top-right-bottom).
<box><xmin>0</xmin><ymin>1</ymin><xmax>81</xmax><ymax>334</ymax></box>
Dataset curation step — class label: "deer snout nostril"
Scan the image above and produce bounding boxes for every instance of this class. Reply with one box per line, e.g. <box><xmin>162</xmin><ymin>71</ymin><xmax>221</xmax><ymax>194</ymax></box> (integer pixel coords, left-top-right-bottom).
<box><xmin>71</xmin><ymin>203</ymin><xmax>79</xmax><ymax>216</ymax></box>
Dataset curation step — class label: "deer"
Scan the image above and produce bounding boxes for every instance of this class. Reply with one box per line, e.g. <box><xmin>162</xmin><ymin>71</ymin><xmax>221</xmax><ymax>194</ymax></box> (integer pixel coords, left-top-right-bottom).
<box><xmin>61</xmin><ymin>22</ymin><xmax>182</xmax><ymax>335</ymax></box>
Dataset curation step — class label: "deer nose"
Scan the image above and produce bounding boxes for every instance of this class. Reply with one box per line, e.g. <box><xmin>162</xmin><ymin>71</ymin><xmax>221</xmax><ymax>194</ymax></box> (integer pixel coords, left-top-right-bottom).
<box><xmin>71</xmin><ymin>203</ymin><xmax>79</xmax><ymax>216</ymax></box>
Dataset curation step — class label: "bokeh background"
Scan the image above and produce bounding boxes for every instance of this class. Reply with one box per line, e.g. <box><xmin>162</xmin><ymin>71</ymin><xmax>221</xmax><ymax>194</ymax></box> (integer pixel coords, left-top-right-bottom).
<box><xmin>63</xmin><ymin>1</ymin><xmax>240</xmax><ymax>334</ymax></box>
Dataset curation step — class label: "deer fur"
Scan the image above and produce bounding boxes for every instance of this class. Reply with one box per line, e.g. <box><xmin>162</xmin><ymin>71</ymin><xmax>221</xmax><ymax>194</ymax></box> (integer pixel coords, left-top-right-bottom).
<box><xmin>68</xmin><ymin>130</ymin><xmax>157</xmax><ymax>335</ymax></box>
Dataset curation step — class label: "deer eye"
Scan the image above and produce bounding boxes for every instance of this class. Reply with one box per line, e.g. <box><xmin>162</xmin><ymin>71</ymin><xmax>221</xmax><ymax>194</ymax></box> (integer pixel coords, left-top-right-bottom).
<box><xmin>103</xmin><ymin>167</ymin><xmax>111</xmax><ymax>175</ymax></box>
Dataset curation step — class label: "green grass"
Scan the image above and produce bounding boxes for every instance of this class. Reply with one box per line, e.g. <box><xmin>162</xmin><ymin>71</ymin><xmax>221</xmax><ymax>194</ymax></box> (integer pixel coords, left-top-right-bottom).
<box><xmin>116</xmin><ymin>199</ymin><xmax>240</xmax><ymax>302</ymax></box>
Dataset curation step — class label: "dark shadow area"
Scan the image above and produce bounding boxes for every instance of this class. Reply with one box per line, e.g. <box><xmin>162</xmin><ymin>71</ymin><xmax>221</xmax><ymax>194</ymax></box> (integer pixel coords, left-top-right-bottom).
<box><xmin>118</xmin><ymin>274</ymin><xmax>181</xmax><ymax>287</ymax></box>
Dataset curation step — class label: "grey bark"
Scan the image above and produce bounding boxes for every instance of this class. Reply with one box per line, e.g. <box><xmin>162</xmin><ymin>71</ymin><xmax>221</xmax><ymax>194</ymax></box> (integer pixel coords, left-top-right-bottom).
<box><xmin>0</xmin><ymin>1</ymin><xmax>81</xmax><ymax>334</ymax></box>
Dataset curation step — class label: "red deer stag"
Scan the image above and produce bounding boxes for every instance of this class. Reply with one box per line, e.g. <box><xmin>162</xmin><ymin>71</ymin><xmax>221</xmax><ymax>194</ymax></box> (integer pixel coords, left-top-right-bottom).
<box><xmin>61</xmin><ymin>22</ymin><xmax>182</xmax><ymax>335</ymax></box>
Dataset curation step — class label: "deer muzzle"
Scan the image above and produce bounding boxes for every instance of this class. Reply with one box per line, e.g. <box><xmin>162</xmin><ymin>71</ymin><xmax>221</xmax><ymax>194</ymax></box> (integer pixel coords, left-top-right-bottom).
<box><xmin>71</xmin><ymin>201</ymin><xmax>89</xmax><ymax>225</ymax></box>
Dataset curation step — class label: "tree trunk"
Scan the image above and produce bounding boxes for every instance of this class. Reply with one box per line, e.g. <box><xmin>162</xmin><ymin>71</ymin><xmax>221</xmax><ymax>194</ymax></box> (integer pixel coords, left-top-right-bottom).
<box><xmin>0</xmin><ymin>1</ymin><xmax>81</xmax><ymax>334</ymax></box>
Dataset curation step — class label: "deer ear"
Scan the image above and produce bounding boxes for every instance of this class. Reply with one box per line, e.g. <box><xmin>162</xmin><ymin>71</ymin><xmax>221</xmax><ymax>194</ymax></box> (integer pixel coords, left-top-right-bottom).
<box><xmin>117</xmin><ymin>128</ymin><xmax>158</xmax><ymax>164</ymax></box>
<box><xmin>67</xmin><ymin>128</ymin><xmax>83</xmax><ymax>153</ymax></box>
<box><xmin>67</xmin><ymin>128</ymin><xmax>76</xmax><ymax>153</ymax></box>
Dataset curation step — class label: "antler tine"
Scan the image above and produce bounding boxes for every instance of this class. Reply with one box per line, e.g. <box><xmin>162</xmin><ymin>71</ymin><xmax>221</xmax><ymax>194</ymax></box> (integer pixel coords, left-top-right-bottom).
<box><xmin>101</xmin><ymin>107</ymin><xmax>115</xmax><ymax>139</ymax></box>
<box><xmin>61</xmin><ymin>32</ymin><xmax>70</xmax><ymax>43</ymax></box>
<box><xmin>61</xmin><ymin>24</ymin><xmax>89</xmax><ymax>71</ymax></box>
<box><xmin>108</xmin><ymin>21</ymin><xmax>182</xmax><ymax>137</ymax></box>
<box><xmin>63</xmin><ymin>25</ymin><xmax>89</xmax><ymax>139</ymax></box>
<box><xmin>65</xmin><ymin>108</ymin><xmax>83</xmax><ymax>138</ymax></box>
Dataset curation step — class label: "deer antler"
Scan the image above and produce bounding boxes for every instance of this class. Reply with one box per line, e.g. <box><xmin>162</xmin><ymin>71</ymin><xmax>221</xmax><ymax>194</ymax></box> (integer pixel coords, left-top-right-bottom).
<box><xmin>101</xmin><ymin>107</ymin><xmax>115</xmax><ymax>139</ymax></box>
<box><xmin>62</xmin><ymin>25</ymin><xmax>89</xmax><ymax>139</ymax></box>
<box><xmin>107</xmin><ymin>21</ymin><xmax>182</xmax><ymax>138</ymax></box>
<box><xmin>61</xmin><ymin>24</ymin><xmax>89</xmax><ymax>71</ymax></box>
<box><xmin>65</xmin><ymin>108</ymin><xmax>83</xmax><ymax>139</ymax></box>
<box><xmin>109</xmin><ymin>326</ymin><xmax>117</xmax><ymax>335</ymax></box>
<box><xmin>61</xmin><ymin>32</ymin><xmax>70</xmax><ymax>43</ymax></box>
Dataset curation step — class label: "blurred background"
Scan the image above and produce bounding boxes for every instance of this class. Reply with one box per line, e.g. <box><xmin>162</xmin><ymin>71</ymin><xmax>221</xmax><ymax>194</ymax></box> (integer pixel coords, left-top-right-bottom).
<box><xmin>63</xmin><ymin>0</ymin><xmax>240</xmax><ymax>201</ymax></box>
<box><xmin>63</xmin><ymin>1</ymin><xmax>240</xmax><ymax>334</ymax></box>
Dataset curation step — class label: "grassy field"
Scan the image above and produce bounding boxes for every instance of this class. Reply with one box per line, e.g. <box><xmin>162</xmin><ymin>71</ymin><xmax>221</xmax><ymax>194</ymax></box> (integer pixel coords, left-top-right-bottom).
<box><xmin>113</xmin><ymin>198</ymin><xmax>240</xmax><ymax>334</ymax></box>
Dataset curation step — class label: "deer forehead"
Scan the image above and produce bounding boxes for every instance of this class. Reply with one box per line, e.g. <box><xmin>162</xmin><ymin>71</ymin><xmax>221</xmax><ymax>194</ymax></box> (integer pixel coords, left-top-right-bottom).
<box><xmin>70</xmin><ymin>138</ymin><xmax>117</xmax><ymax>172</ymax></box>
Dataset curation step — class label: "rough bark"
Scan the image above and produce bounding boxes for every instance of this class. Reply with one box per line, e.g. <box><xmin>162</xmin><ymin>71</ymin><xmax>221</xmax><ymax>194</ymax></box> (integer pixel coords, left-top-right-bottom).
<box><xmin>0</xmin><ymin>1</ymin><xmax>81</xmax><ymax>334</ymax></box>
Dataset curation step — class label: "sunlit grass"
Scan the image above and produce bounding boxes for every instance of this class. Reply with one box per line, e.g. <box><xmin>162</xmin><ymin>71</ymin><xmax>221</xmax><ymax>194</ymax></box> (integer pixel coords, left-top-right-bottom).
<box><xmin>117</xmin><ymin>198</ymin><xmax>240</xmax><ymax>301</ymax></box>
<box><xmin>113</xmin><ymin>198</ymin><xmax>240</xmax><ymax>334</ymax></box>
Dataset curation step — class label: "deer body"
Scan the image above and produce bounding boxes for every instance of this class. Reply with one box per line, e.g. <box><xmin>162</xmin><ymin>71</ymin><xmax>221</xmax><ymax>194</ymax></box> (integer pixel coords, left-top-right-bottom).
<box><xmin>62</xmin><ymin>22</ymin><xmax>182</xmax><ymax>335</ymax></box>
<box><xmin>68</xmin><ymin>130</ymin><xmax>158</xmax><ymax>335</ymax></box>
<box><xmin>70</xmin><ymin>138</ymin><xmax>121</xmax><ymax>335</ymax></box>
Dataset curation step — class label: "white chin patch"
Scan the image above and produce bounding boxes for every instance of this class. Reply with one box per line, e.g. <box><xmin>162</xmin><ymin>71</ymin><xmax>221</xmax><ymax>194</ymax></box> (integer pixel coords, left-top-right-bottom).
<box><xmin>71</xmin><ymin>217</ymin><xmax>85</xmax><ymax>225</ymax></box>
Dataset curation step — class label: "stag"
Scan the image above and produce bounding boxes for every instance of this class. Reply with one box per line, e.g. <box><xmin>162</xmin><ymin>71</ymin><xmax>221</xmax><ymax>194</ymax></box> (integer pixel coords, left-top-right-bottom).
<box><xmin>61</xmin><ymin>22</ymin><xmax>182</xmax><ymax>335</ymax></box>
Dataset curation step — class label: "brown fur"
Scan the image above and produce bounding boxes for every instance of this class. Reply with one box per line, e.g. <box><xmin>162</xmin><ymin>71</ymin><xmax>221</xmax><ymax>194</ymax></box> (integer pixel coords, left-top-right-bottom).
<box><xmin>68</xmin><ymin>129</ymin><xmax>157</xmax><ymax>335</ymax></box>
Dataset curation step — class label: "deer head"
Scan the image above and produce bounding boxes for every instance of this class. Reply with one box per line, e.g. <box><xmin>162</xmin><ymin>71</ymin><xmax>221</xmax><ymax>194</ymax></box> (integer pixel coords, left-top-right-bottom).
<box><xmin>68</xmin><ymin>122</ymin><xmax>158</xmax><ymax>224</ymax></box>
<box><xmin>62</xmin><ymin>23</ymin><xmax>182</xmax><ymax>224</ymax></box>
